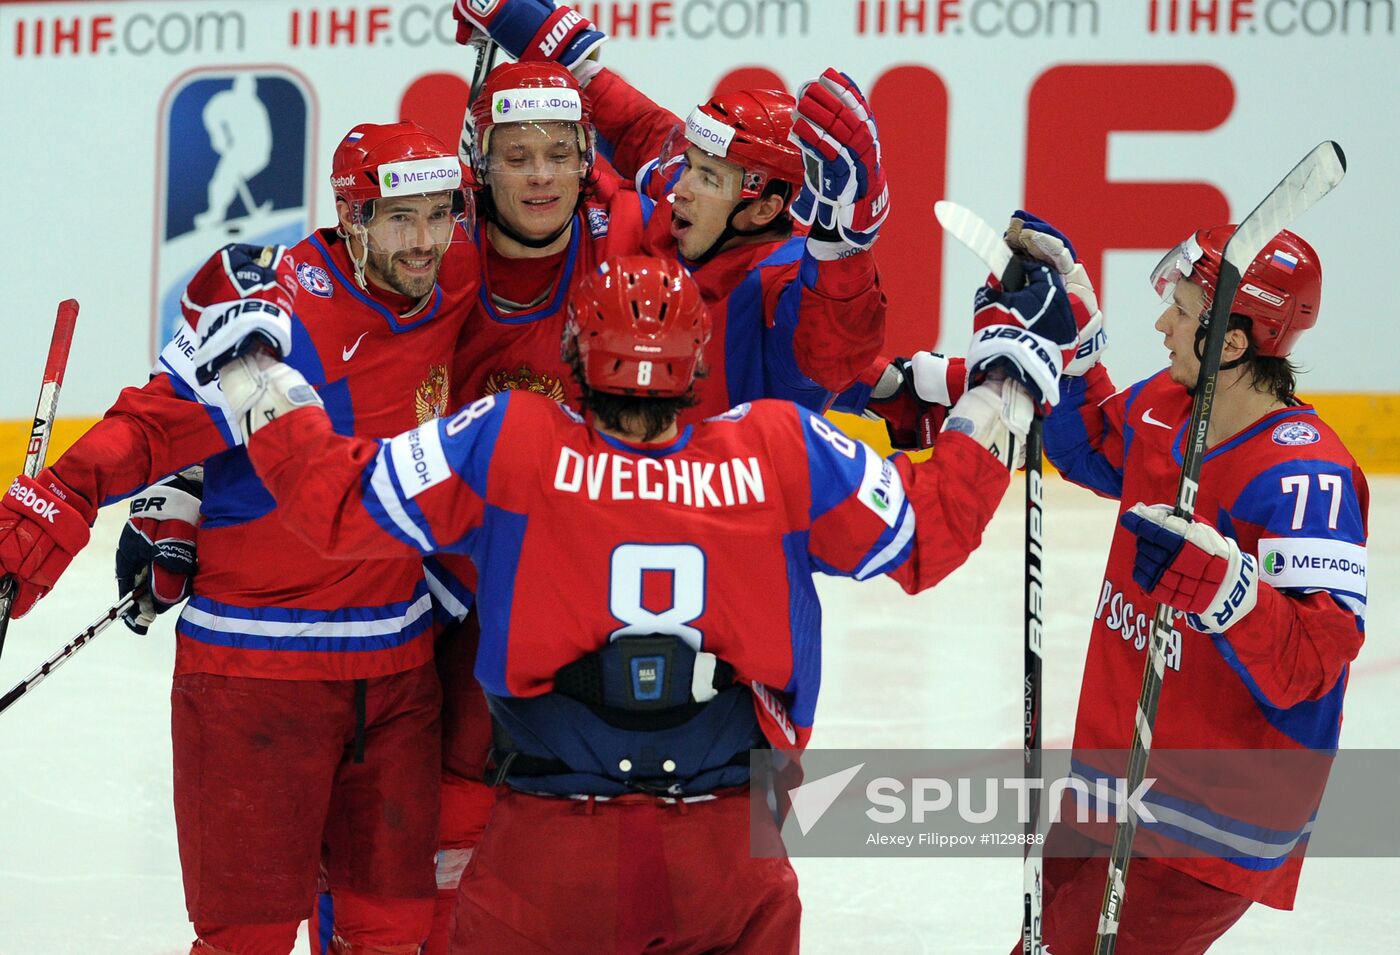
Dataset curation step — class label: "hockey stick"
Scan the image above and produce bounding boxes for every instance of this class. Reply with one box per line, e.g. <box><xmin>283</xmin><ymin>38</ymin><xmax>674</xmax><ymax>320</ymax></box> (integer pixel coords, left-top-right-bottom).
<box><xmin>1092</xmin><ymin>141</ymin><xmax>1346</xmax><ymax>955</ymax></box>
<box><xmin>934</xmin><ymin>200</ymin><xmax>1044</xmax><ymax>955</ymax></box>
<box><xmin>0</xmin><ymin>299</ymin><xmax>80</xmax><ymax>662</ymax></box>
<box><xmin>0</xmin><ymin>593</ymin><xmax>137</xmax><ymax>716</ymax></box>
<box><xmin>458</xmin><ymin>31</ymin><xmax>500</xmax><ymax>162</ymax></box>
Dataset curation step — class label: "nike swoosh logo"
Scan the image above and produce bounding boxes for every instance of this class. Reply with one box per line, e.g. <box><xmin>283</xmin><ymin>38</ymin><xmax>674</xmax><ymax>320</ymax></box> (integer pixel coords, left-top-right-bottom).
<box><xmin>1141</xmin><ymin>407</ymin><xmax>1171</xmax><ymax>429</ymax></box>
<box><xmin>342</xmin><ymin>331</ymin><xmax>370</xmax><ymax>361</ymax></box>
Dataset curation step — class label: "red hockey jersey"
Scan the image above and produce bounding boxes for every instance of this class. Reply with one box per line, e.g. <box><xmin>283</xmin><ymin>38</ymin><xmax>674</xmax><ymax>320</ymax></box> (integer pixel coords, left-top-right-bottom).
<box><xmin>1045</xmin><ymin>365</ymin><xmax>1369</xmax><ymax>907</ymax></box>
<box><xmin>584</xmin><ymin>68</ymin><xmax>887</xmax><ymax>411</ymax></box>
<box><xmin>244</xmin><ymin>393</ymin><xmax>1009</xmax><ymax>750</ymax></box>
<box><xmin>449</xmin><ymin>175</ymin><xmax>649</xmax><ymax>411</ymax></box>
<box><xmin>53</xmin><ymin>230</ymin><xmax>480</xmax><ymax>680</ymax></box>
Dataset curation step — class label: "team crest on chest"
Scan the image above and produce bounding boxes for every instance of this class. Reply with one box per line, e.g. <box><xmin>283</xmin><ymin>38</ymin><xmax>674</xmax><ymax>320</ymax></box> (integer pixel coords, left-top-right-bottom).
<box><xmin>297</xmin><ymin>263</ymin><xmax>334</xmax><ymax>298</ymax></box>
<box><xmin>1271</xmin><ymin>421</ymin><xmax>1320</xmax><ymax>446</ymax></box>
<box><xmin>415</xmin><ymin>364</ymin><xmax>450</xmax><ymax>423</ymax></box>
<box><xmin>483</xmin><ymin>364</ymin><xmax>566</xmax><ymax>402</ymax></box>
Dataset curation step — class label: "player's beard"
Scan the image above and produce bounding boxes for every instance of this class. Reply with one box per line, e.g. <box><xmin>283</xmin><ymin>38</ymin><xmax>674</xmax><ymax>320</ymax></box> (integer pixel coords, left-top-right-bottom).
<box><xmin>365</xmin><ymin>245</ymin><xmax>443</xmax><ymax>300</ymax></box>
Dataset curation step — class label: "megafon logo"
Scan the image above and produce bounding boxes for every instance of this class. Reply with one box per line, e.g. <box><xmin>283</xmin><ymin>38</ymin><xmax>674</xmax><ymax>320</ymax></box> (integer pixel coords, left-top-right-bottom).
<box><xmin>383</xmin><ymin>170</ymin><xmax>400</xmax><ymax>189</ymax></box>
<box><xmin>1263</xmin><ymin>551</ymin><xmax>1286</xmax><ymax>576</ymax></box>
<box><xmin>496</xmin><ymin>98</ymin><xmax>511</xmax><ymax>115</ymax></box>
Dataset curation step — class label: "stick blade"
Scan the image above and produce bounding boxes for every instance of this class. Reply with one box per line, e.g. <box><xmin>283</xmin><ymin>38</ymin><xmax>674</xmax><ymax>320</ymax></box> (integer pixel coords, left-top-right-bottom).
<box><xmin>1224</xmin><ymin>141</ymin><xmax>1346</xmax><ymax>271</ymax></box>
<box><xmin>934</xmin><ymin>200</ymin><xmax>1014</xmax><ymax>278</ymax></box>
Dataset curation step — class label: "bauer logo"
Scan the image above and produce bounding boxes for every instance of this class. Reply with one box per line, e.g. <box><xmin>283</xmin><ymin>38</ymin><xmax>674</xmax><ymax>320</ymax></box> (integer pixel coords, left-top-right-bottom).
<box><xmin>152</xmin><ymin>69</ymin><xmax>315</xmax><ymax>356</ymax></box>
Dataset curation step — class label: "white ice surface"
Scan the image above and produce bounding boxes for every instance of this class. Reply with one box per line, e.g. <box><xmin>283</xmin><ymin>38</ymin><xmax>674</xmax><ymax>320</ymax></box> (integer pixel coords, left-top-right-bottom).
<box><xmin>1</xmin><ymin>475</ymin><xmax>1396</xmax><ymax>953</ymax></box>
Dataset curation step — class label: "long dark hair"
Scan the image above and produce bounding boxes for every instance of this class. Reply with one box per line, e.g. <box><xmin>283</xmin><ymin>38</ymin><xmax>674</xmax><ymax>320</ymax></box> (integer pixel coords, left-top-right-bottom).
<box><xmin>1198</xmin><ymin>313</ymin><xmax>1301</xmax><ymax>403</ymax></box>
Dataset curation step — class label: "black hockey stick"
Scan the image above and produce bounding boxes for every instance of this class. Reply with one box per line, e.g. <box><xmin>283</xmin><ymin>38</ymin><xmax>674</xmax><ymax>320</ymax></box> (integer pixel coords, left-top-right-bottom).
<box><xmin>458</xmin><ymin>31</ymin><xmax>500</xmax><ymax>164</ymax></box>
<box><xmin>1092</xmin><ymin>141</ymin><xmax>1346</xmax><ymax>954</ymax></box>
<box><xmin>933</xmin><ymin>201</ymin><xmax>1044</xmax><ymax>954</ymax></box>
<box><xmin>0</xmin><ymin>593</ymin><xmax>137</xmax><ymax>715</ymax></box>
<box><xmin>0</xmin><ymin>299</ymin><xmax>79</xmax><ymax>662</ymax></box>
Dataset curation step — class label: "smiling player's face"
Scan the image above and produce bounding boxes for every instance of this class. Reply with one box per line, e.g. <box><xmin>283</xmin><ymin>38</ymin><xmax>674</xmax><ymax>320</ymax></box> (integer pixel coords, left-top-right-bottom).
<box><xmin>485</xmin><ymin>122</ymin><xmax>586</xmax><ymax>243</ymax></box>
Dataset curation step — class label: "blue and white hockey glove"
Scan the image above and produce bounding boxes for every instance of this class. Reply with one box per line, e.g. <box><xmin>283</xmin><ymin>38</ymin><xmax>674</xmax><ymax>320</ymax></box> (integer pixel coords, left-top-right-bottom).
<box><xmin>789</xmin><ymin>69</ymin><xmax>889</xmax><ymax>252</ymax></box>
<box><xmin>966</xmin><ymin>260</ymin><xmax>1076</xmax><ymax>406</ymax></box>
<box><xmin>1006</xmin><ymin>210</ymin><xmax>1105</xmax><ymax>377</ymax></box>
<box><xmin>454</xmin><ymin>0</ymin><xmax>606</xmax><ymax>74</ymax></box>
<box><xmin>116</xmin><ymin>468</ymin><xmax>201</xmax><ymax>634</ymax></box>
<box><xmin>1120</xmin><ymin>503</ymin><xmax>1259</xmax><ymax>634</ymax></box>
<box><xmin>185</xmin><ymin>244</ymin><xmax>296</xmax><ymax>386</ymax></box>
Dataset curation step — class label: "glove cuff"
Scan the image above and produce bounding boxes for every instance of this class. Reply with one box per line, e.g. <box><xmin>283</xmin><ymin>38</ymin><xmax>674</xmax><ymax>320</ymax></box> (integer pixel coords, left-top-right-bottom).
<box><xmin>966</xmin><ymin>326</ymin><xmax>1064</xmax><ymax>407</ymax></box>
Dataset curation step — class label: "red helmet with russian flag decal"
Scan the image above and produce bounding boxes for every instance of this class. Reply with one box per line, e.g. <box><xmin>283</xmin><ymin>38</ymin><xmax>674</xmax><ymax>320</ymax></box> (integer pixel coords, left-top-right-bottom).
<box><xmin>564</xmin><ymin>256</ymin><xmax>711</xmax><ymax>398</ymax></box>
<box><xmin>331</xmin><ymin>121</ymin><xmax>471</xmax><ymax>214</ymax></box>
<box><xmin>1149</xmin><ymin>226</ymin><xmax>1321</xmax><ymax>358</ymax></box>
<box><xmin>330</xmin><ymin>122</ymin><xmax>472</xmax><ymax>294</ymax></box>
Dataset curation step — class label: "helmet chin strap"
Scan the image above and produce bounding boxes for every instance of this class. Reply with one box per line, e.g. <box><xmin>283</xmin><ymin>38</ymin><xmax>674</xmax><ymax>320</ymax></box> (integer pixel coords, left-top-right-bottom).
<box><xmin>345</xmin><ymin>225</ymin><xmax>372</xmax><ymax>290</ymax></box>
<box><xmin>339</xmin><ymin>222</ymin><xmax>434</xmax><ymax>316</ymax></box>
<box><xmin>481</xmin><ymin>187</ymin><xmax>576</xmax><ymax>250</ymax></box>
<box><xmin>682</xmin><ymin>199</ymin><xmax>772</xmax><ymax>266</ymax></box>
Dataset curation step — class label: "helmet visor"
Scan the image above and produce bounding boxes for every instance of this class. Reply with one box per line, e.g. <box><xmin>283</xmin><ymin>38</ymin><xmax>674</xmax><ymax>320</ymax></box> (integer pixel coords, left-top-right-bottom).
<box><xmin>659</xmin><ymin>125</ymin><xmax>746</xmax><ymax>201</ymax></box>
<box><xmin>1149</xmin><ymin>232</ymin><xmax>1206</xmax><ymax>304</ymax></box>
<box><xmin>481</xmin><ymin>122</ymin><xmax>589</xmax><ymax>179</ymax></box>
<box><xmin>359</xmin><ymin>190</ymin><xmax>472</xmax><ymax>255</ymax></box>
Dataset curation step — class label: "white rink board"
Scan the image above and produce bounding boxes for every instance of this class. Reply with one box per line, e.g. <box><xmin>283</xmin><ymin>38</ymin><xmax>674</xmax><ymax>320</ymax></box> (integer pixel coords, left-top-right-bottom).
<box><xmin>1</xmin><ymin>0</ymin><xmax>1397</xmax><ymax>420</ymax></box>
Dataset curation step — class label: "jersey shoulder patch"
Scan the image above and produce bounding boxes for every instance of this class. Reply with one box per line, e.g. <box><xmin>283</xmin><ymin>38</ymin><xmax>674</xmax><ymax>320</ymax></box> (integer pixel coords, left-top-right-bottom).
<box><xmin>1271</xmin><ymin>420</ymin><xmax>1321</xmax><ymax>446</ymax></box>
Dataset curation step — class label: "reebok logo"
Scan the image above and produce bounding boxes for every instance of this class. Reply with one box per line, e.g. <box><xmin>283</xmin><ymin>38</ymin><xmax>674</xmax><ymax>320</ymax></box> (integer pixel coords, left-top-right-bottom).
<box><xmin>7</xmin><ymin>480</ymin><xmax>60</xmax><ymax>523</ymax></box>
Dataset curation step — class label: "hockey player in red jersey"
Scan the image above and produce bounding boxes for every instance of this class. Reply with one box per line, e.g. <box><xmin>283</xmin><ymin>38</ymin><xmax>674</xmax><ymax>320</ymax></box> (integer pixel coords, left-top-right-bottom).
<box><xmin>182</xmin><ymin>252</ymin><xmax>1076</xmax><ymax>954</ymax></box>
<box><xmin>448</xmin><ymin>59</ymin><xmax>649</xmax><ymax>408</ymax></box>
<box><xmin>0</xmin><ymin>123</ymin><xmax>479</xmax><ymax>955</ymax></box>
<box><xmin>1010</xmin><ymin>219</ymin><xmax>1368</xmax><ymax>953</ymax></box>
<box><xmin>453</xmin><ymin>2</ymin><xmax>888</xmax><ymax>415</ymax></box>
<box><xmin>422</xmin><ymin>55</ymin><xmax>893</xmax><ymax>949</ymax></box>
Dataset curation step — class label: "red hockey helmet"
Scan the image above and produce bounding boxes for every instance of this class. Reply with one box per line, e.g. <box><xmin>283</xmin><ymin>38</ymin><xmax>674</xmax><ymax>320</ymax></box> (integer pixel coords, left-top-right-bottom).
<box><xmin>1150</xmin><ymin>226</ymin><xmax>1322</xmax><ymax>357</ymax></box>
<box><xmin>662</xmin><ymin>89</ymin><xmax>804</xmax><ymax>202</ymax></box>
<box><xmin>331</xmin><ymin>122</ymin><xmax>471</xmax><ymax>217</ymax></box>
<box><xmin>564</xmin><ymin>256</ymin><xmax>711</xmax><ymax>397</ymax></box>
<box><xmin>467</xmin><ymin>61</ymin><xmax>594</xmax><ymax>180</ymax></box>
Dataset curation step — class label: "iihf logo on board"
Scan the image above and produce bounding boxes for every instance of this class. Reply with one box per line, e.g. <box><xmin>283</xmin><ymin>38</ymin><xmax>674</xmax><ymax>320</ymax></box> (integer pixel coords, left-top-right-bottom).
<box><xmin>152</xmin><ymin>68</ymin><xmax>316</xmax><ymax>353</ymax></box>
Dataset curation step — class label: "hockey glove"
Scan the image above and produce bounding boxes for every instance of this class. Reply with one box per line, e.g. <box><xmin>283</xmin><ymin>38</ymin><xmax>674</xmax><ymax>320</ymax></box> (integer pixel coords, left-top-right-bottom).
<box><xmin>789</xmin><ymin>69</ymin><xmax>890</xmax><ymax>253</ymax></box>
<box><xmin>185</xmin><ymin>244</ymin><xmax>297</xmax><ymax>385</ymax></box>
<box><xmin>1006</xmin><ymin>210</ymin><xmax>1105</xmax><ymax>376</ymax></box>
<box><xmin>940</xmin><ymin>371</ymin><xmax>1035</xmax><ymax>470</ymax></box>
<box><xmin>453</xmin><ymin>0</ymin><xmax>606</xmax><ymax>75</ymax></box>
<box><xmin>1120</xmin><ymin>503</ymin><xmax>1259</xmax><ymax>634</ymax></box>
<box><xmin>0</xmin><ymin>470</ymin><xmax>96</xmax><ymax>618</ymax></box>
<box><xmin>865</xmin><ymin>353</ymin><xmax>966</xmax><ymax>450</ymax></box>
<box><xmin>216</xmin><ymin>352</ymin><xmax>325</xmax><ymax>444</ymax></box>
<box><xmin>116</xmin><ymin>468</ymin><xmax>202</xmax><ymax>634</ymax></box>
<box><xmin>966</xmin><ymin>260</ymin><xmax>1076</xmax><ymax>406</ymax></box>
